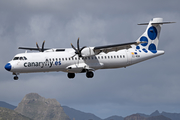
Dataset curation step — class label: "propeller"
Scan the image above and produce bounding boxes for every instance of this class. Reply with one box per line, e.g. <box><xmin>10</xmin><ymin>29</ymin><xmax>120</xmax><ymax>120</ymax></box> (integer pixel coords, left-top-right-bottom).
<box><xmin>71</xmin><ymin>38</ymin><xmax>86</xmax><ymax>58</ymax></box>
<box><xmin>36</xmin><ymin>41</ymin><xmax>45</xmax><ymax>52</ymax></box>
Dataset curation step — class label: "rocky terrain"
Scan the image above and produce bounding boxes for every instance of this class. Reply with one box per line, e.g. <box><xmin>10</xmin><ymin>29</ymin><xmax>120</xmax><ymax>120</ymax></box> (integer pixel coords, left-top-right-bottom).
<box><xmin>14</xmin><ymin>93</ymin><xmax>70</xmax><ymax>120</ymax></box>
<box><xmin>0</xmin><ymin>107</ymin><xmax>32</xmax><ymax>120</ymax></box>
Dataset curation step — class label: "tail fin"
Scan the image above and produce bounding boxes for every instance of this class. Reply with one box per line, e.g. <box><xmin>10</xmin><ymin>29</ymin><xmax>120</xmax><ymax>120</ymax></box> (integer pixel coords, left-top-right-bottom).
<box><xmin>135</xmin><ymin>18</ymin><xmax>175</xmax><ymax>53</ymax></box>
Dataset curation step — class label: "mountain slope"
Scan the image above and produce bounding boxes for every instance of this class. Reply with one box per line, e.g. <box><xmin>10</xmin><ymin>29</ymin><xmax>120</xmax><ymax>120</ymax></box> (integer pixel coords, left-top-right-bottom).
<box><xmin>104</xmin><ymin>115</ymin><xmax>124</xmax><ymax>120</ymax></box>
<box><xmin>162</xmin><ymin>112</ymin><xmax>180</xmax><ymax>120</ymax></box>
<box><xmin>0</xmin><ymin>101</ymin><xmax>16</xmax><ymax>110</ymax></box>
<box><xmin>14</xmin><ymin>93</ymin><xmax>70</xmax><ymax>120</ymax></box>
<box><xmin>138</xmin><ymin>110</ymin><xmax>180</xmax><ymax>120</ymax></box>
<box><xmin>62</xmin><ymin>106</ymin><xmax>102</xmax><ymax>120</ymax></box>
<box><xmin>0</xmin><ymin>107</ymin><xmax>32</xmax><ymax>120</ymax></box>
<box><xmin>147</xmin><ymin>115</ymin><xmax>171</xmax><ymax>120</ymax></box>
<box><xmin>150</xmin><ymin>110</ymin><xmax>161</xmax><ymax>117</ymax></box>
<box><xmin>124</xmin><ymin>114</ymin><xmax>146</xmax><ymax>120</ymax></box>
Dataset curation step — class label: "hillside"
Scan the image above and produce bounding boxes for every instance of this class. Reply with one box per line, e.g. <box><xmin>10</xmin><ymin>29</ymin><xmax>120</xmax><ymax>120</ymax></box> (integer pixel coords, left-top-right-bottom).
<box><xmin>0</xmin><ymin>107</ymin><xmax>32</xmax><ymax>120</ymax></box>
<box><xmin>104</xmin><ymin>115</ymin><xmax>124</xmax><ymax>120</ymax></box>
<box><xmin>0</xmin><ymin>101</ymin><xmax>16</xmax><ymax>110</ymax></box>
<box><xmin>63</xmin><ymin>106</ymin><xmax>102</xmax><ymax>120</ymax></box>
<box><xmin>137</xmin><ymin>110</ymin><xmax>180</xmax><ymax>120</ymax></box>
<box><xmin>14</xmin><ymin>93</ymin><xmax>70</xmax><ymax>120</ymax></box>
<box><xmin>124</xmin><ymin>114</ymin><xmax>171</xmax><ymax>120</ymax></box>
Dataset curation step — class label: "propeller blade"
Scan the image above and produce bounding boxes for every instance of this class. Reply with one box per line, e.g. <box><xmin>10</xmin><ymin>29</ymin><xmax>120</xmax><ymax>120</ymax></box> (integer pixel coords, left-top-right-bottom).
<box><xmin>36</xmin><ymin>42</ymin><xmax>41</xmax><ymax>52</ymax></box>
<box><xmin>42</xmin><ymin>40</ymin><xmax>45</xmax><ymax>52</ymax></box>
<box><xmin>71</xmin><ymin>43</ymin><xmax>77</xmax><ymax>51</ymax></box>
<box><xmin>79</xmin><ymin>46</ymin><xmax>86</xmax><ymax>57</ymax></box>
<box><xmin>71</xmin><ymin>54</ymin><xmax>76</xmax><ymax>58</ymax></box>
<box><xmin>77</xmin><ymin>38</ymin><xmax>80</xmax><ymax>51</ymax></box>
<box><xmin>80</xmin><ymin>46</ymin><xmax>86</xmax><ymax>52</ymax></box>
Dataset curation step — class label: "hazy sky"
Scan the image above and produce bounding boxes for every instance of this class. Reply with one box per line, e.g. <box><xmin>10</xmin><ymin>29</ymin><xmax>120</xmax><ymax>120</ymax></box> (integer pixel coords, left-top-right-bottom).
<box><xmin>0</xmin><ymin>0</ymin><xmax>180</xmax><ymax>118</ymax></box>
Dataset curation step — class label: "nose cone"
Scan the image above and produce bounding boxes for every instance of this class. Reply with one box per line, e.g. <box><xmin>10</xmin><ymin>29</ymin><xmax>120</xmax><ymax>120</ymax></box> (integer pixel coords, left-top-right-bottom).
<box><xmin>5</xmin><ymin>63</ymin><xmax>11</xmax><ymax>71</ymax></box>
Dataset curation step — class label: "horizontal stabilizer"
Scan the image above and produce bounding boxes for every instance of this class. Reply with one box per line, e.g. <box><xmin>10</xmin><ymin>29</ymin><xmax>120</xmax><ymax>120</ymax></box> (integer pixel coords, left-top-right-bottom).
<box><xmin>138</xmin><ymin>22</ymin><xmax>175</xmax><ymax>25</ymax></box>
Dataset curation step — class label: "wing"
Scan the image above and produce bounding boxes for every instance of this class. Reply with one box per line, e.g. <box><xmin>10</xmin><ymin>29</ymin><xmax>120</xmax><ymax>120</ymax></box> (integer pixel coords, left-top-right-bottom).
<box><xmin>18</xmin><ymin>47</ymin><xmax>49</xmax><ymax>51</ymax></box>
<box><xmin>93</xmin><ymin>41</ymin><xmax>144</xmax><ymax>54</ymax></box>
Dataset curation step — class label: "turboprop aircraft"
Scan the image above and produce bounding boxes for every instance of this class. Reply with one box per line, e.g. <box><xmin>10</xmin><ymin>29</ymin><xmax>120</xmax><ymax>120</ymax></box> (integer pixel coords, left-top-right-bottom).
<box><xmin>5</xmin><ymin>18</ymin><xmax>175</xmax><ymax>80</ymax></box>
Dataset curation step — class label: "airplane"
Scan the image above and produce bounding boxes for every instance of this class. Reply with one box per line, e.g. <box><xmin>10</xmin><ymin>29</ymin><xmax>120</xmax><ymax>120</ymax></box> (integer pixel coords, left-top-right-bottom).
<box><xmin>5</xmin><ymin>18</ymin><xmax>175</xmax><ymax>80</ymax></box>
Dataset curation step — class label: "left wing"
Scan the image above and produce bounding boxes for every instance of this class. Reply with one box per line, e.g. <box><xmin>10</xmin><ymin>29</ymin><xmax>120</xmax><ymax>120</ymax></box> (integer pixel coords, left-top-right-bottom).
<box><xmin>18</xmin><ymin>47</ymin><xmax>48</xmax><ymax>51</ymax></box>
<box><xmin>93</xmin><ymin>41</ymin><xmax>143</xmax><ymax>54</ymax></box>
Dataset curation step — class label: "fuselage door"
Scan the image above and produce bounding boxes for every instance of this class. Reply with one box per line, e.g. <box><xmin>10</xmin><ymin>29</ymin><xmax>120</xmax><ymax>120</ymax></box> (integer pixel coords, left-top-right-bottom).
<box><xmin>126</xmin><ymin>49</ymin><xmax>132</xmax><ymax>66</ymax></box>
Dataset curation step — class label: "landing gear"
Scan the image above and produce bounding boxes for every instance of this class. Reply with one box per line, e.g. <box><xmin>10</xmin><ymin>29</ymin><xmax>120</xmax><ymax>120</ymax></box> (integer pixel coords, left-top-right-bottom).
<box><xmin>67</xmin><ymin>72</ymin><xmax>94</xmax><ymax>79</ymax></box>
<box><xmin>13</xmin><ymin>73</ymin><xmax>19</xmax><ymax>80</ymax></box>
<box><xmin>86</xmin><ymin>71</ymin><xmax>94</xmax><ymax>78</ymax></box>
<box><xmin>67</xmin><ymin>73</ymin><xmax>75</xmax><ymax>79</ymax></box>
<box><xmin>14</xmin><ymin>75</ymin><xmax>18</xmax><ymax>80</ymax></box>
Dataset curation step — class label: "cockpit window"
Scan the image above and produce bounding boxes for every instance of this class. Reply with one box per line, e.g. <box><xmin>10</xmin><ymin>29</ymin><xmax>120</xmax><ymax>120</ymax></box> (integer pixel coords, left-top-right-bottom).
<box><xmin>20</xmin><ymin>57</ymin><xmax>23</xmax><ymax>60</ymax></box>
<box><xmin>13</xmin><ymin>57</ymin><xmax>19</xmax><ymax>60</ymax></box>
<box><xmin>13</xmin><ymin>56</ymin><xmax>27</xmax><ymax>60</ymax></box>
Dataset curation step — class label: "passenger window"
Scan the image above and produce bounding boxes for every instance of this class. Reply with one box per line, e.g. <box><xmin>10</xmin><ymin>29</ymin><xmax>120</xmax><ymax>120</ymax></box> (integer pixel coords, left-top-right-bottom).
<box><xmin>111</xmin><ymin>56</ymin><xmax>113</xmax><ymax>58</ymax></box>
<box><xmin>75</xmin><ymin>57</ymin><xmax>77</xmax><ymax>60</ymax></box>
<box><xmin>117</xmin><ymin>56</ymin><xmax>119</xmax><ymax>58</ymax></box>
<box><xmin>69</xmin><ymin>58</ymin><xmax>71</xmax><ymax>60</ymax></box>
<box><xmin>65</xmin><ymin>58</ymin><xmax>67</xmax><ymax>60</ymax></box>
<box><xmin>114</xmin><ymin>56</ymin><xmax>116</xmax><ymax>58</ymax></box>
<box><xmin>123</xmin><ymin>55</ymin><xmax>125</xmax><ymax>58</ymax></box>
<box><xmin>101</xmin><ymin>56</ymin><xmax>103</xmax><ymax>59</ymax></box>
<box><xmin>120</xmin><ymin>55</ymin><xmax>122</xmax><ymax>58</ymax></box>
<box><xmin>98</xmin><ymin>56</ymin><xmax>100</xmax><ymax>59</ymax></box>
<box><xmin>105</xmin><ymin>56</ymin><xmax>106</xmax><ymax>59</ymax></box>
<box><xmin>108</xmin><ymin>56</ymin><xmax>110</xmax><ymax>59</ymax></box>
<box><xmin>62</xmin><ymin>58</ymin><xmax>64</xmax><ymax>61</ymax></box>
<box><xmin>59</xmin><ymin>58</ymin><xmax>61</xmax><ymax>61</ymax></box>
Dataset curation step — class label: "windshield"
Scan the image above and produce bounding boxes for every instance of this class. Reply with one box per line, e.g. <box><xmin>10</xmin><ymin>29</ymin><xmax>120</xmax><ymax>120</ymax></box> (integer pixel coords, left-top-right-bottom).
<box><xmin>13</xmin><ymin>57</ymin><xmax>19</xmax><ymax>60</ymax></box>
<box><xmin>13</xmin><ymin>56</ymin><xmax>27</xmax><ymax>60</ymax></box>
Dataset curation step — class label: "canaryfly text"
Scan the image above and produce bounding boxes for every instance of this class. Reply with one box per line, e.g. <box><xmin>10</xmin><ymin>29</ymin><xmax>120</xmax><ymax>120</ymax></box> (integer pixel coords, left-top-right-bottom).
<box><xmin>24</xmin><ymin>60</ymin><xmax>61</xmax><ymax>68</ymax></box>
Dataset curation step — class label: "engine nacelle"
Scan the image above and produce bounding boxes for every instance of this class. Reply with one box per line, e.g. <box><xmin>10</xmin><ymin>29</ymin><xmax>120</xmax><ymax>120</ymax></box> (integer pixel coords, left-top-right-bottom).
<box><xmin>81</xmin><ymin>47</ymin><xmax>96</xmax><ymax>57</ymax></box>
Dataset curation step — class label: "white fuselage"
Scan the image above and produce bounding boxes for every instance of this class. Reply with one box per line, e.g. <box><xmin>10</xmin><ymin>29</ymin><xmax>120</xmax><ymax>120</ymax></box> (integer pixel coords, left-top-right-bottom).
<box><xmin>8</xmin><ymin>48</ymin><xmax>164</xmax><ymax>74</ymax></box>
<box><xmin>5</xmin><ymin>18</ymin><xmax>174</xmax><ymax>79</ymax></box>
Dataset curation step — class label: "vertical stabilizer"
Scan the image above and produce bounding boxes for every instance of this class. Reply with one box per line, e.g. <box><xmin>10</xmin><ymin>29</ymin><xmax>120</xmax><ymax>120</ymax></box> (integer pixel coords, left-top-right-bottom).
<box><xmin>135</xmin><ymin>18</ymin><xmax>175</xmax><ymax>53</ymax></box>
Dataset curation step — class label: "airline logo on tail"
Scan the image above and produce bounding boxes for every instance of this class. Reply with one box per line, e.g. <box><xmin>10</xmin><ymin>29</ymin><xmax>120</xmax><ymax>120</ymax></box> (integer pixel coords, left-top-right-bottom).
<box><xmin>136</xmin><ymin>18</ymin><xmax>174</xmax><ymax>54</ymax></box>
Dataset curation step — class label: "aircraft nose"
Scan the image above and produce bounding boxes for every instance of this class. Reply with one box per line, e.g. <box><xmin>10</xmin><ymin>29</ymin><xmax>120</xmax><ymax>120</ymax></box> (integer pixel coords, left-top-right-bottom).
<box><xmin>5</xmin><ymin>63</ymin><xmax>12</xmax><ymax>71</ymax></box>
